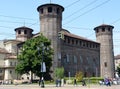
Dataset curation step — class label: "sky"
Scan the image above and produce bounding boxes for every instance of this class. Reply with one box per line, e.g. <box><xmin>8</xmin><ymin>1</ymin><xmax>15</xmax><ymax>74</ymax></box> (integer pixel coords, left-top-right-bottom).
<box><xmin>0</xmin><ymin>0</ymin><xmax>120</xmax><ymax>55</ymax></box>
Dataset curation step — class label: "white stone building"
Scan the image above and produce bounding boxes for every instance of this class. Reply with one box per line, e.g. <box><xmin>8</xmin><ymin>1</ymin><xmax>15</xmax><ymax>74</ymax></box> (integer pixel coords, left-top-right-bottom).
<box><xmin>114</xmin><ymin>54</ymin><xmax>120</xmax><ymax>70</ymax></box>
<box><xmin>0</xmin><ymin>26</ymin><xmax>40</xmax><ymax>82</ymax></box>
<box><xmin>0</xmin><ymin>40</ymin><xmax>21</xmax><ymax>81</ymax></box>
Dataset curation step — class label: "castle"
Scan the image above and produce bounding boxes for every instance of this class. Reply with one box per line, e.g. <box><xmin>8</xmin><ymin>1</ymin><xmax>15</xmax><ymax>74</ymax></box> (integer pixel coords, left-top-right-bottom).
<box><xmin>0</xmin><ymin>3</ymin><xmax>115</xmax><ymax>81</ymax></box>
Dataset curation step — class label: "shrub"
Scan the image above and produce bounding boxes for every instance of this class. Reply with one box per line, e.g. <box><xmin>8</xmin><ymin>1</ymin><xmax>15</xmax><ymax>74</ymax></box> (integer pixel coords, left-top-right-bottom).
<box><xmin>75</xmin><ymin>71</ymin><xmax>83</xmax><ymax>82</ymax></box>
<box><xmin>83</xmin><ymin>77</ymin><xmax>103</xmax><ymax>84</ymax></box>
<box><xmin>54</xmin><ymin>67</ymin><xmax>64</xmax><ymax>79</ymax></box>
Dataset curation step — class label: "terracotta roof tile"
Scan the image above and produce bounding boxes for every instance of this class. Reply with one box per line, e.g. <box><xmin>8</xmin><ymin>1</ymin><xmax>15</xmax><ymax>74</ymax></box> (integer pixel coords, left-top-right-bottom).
<box><xmin>0</xmin><ymin>48</ymin><xmax>9</xmax><ymax>54</ymax></box>
<box><xmin>5</xmin><ymin>54</ymin><xmax>17</xmax><ymax>59</ymax></box>
<box><xmin>114</xmin><ymin>54</ymin><xmax>120</xmax><ymax>59</ymax></box>
<box><xmin>6</xmin><ymin>55</ymin><xmax>17</xmax><ymax>59</ymax></box>
<box><xmin>61</xmin><ymin>29</ymin><xmax>99</xmax><ymax>44</ymax></box>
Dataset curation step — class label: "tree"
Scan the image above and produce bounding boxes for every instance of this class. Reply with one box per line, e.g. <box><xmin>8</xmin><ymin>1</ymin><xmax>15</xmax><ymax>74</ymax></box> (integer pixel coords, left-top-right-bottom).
<box><xmin>75</xmin><ymin>71</ymin><xmax>84</xmax><ymax>81</ymax></box>
<box><xmin>116</xmin><ymin>64</ymin><xmax>120</xmax><ymax>76</ymax></box>
<box><xmin>54</xmin><ymin>67</ymin><xmax>64</xmax><ymax>79</ymax></box>
<box><xmin>15</xmin><ymin>34</ymin><xmax>53</xmax><ymax>81</ymax></box>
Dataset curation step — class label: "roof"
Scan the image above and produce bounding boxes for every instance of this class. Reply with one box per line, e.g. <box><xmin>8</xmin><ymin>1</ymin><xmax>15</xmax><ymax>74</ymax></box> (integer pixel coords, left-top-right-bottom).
<box><xmin>94</xmin><ymin>24</ymin><xmax>114</xmax><ymax>30</ymax></box>
<box><xmin>61</xmin><ymin>29</ymin><xmax>99</xmax><ymax>44</ymax></box>
<box><xmin>0</xmin><ymin>48</ymin><xmax>9</xmax><ymax>54</ymax></box>
<box><xmin>114</xmin><ymin>54</ymin><xmax>120</xmax><ymax>60</ymax></box>
<box><xmin>33</xmin><ymin>32</ymin><xmax>40</xmax><ymax>38</ymax></box>
<box><xmin>14</xmin><ymin>26</ymin><xmax>33</xmax><ymax>32</ymax></box>
<box><xmin>37</xmin><ymin>3</ymin><xmax>64</xmax><ymax>12</ymax></box>
<box><xmin>4</xmin><ymin>39</ymin><xmax>22</xmax><ymax>43</ymax></box>
<box><xmin>5</xmin><ymin>55</ymin><xmax>17</xmax><ymax>59</ymax></box>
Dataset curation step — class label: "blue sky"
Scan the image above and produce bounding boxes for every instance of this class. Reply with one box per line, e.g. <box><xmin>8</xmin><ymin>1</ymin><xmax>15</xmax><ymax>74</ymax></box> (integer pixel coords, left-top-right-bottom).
<box><xmin>0</xmin><ymin>0</ymin><xmax>120</xmax><ymax>55</ymax></box>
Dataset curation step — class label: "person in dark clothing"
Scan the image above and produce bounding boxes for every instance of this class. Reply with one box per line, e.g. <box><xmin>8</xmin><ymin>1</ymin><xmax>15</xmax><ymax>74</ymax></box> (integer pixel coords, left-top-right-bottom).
<box><xmin>105</xmin><ymin>78</ymin><xmax>111</xmax><ymax>86</ymax></box>
<box><xmin>55</xmin><ymin>79</ymin><xmax>58</xmax><ymax>87</ymax></box>
<box><xmin>39</xmin><ymin>79</ymin><xmax>41</xmax><ymax>86</ymax></box>
<box><xmin>59</xmin><ymin>79</ymin><xmax>61</xmax><ymax>87</ymax></box>
<box><xmin>74</xmin><ymin>78</ymin><xmax>77</xmax><ymax>86</ymax></box>
<box><xmin>82</xmin><ymin>79</ymin><xmax>86</xmax><ymax>86</ymax></box>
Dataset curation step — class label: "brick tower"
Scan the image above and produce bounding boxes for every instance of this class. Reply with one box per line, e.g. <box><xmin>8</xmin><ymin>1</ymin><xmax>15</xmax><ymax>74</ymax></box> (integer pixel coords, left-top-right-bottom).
<box><xmin>94</xmin><ymin>24</ymin><xmax>115</xmax><ymax>78</ymax></box>
<box><xmin>37</xmin><ymin>4</ymin><xmax>64</xmax><ymax>72</ymax></box>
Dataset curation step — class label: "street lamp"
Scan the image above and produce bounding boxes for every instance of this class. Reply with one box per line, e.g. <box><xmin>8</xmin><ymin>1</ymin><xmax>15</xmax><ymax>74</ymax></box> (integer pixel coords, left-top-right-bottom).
<box><xmin>37</xmin><ymin>43</ymin><xmax>46</xmax><ymax>88</ymax></box>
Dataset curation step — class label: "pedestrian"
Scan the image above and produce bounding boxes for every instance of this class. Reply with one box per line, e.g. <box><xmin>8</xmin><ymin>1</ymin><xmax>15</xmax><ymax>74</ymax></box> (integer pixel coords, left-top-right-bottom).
<box><xmin>58</xmin><ymin>79</ymin><xmax>61</xmax><ymax>87</ymax></box>
<box><xmin>55</xmin><ymin>79</ymin><xmax>58</xmax><ymax>87</ymax></box>
<box><xmin>82</xmin><ymin>79</ymin><xmax>86</xmax><ymax>86</ymax></box>
<box><xmin>74</xmin><ymin>78</ymin><xmax>77</xmax><ymax>86</ymax></box>
<box><xmin>60</xmin><ymin>79</ymin><xmax>62</xmax><ymax>87</ymax></box>
<box><xmin>61</xmin><ymin>78</ymin><xmax>64</xmax><ymax>86</ymax></box>
<box><xmin>39</xmin><ymin>78</ymin><xmax>41</xmax><ymax>86</ymax></box>
<box><xmin>41</xmin><ymin>77</ymin><xmax>44</xmax><ymax>87</ymax></box>
<box><xmin>107</xmin><ymin>78</ymin><xmax>111</xmax><ymax>86</ymax></box>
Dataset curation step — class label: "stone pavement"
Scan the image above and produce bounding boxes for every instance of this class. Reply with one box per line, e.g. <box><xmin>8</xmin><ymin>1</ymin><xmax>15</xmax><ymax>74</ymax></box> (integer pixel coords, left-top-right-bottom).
<box><xmin>38</xmin><ymin>84</ymin><xmax>120</xmax><ymax>89</ymax></box>
<box><xmin>0</xmin><ymin>84</ymin><xmax>120</xmax><ymax>89</ymax></box>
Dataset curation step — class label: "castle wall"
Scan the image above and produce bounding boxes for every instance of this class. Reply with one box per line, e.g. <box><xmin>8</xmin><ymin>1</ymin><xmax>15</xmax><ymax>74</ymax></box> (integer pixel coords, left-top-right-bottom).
<box><xmin>61</xmin><ymin>35</ymin><xmax>100</xmax><ymax>77</ymax></box>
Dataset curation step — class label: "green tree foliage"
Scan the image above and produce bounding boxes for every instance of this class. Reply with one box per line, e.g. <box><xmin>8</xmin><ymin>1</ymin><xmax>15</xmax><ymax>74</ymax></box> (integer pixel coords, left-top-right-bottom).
<box><xmin>54</xmin><ymin>67</ymin><xmax>64</xmax><ymax>79</ymax></box>
<box><xmin>15</xmin><ymin>34</ymin><xmax>53</xmax><ymax>79</ymax></box>
<box><xmin>75</xmin><ymin>71</ymin><xmax>84</xmax><ymax>81</ymax></box>
<box><xmin>116</xmin><ymin>64</ymin><xmax>120</xmax><ymax>75</ymax></box>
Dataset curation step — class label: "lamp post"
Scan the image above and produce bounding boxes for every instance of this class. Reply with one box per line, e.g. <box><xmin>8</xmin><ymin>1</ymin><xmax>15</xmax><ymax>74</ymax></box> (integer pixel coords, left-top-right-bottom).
<box><xmin>37</xmin><ymin>43</ymin><xmax>46</xmax><ymax>88</ymax></box>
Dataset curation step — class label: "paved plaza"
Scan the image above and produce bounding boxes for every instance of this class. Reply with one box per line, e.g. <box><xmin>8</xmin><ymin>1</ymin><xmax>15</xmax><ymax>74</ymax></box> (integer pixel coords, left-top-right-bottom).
<box><xmin>0</xmin><ymin>84</ymin><xmax>120</xmax><ymax>89</ymax></box>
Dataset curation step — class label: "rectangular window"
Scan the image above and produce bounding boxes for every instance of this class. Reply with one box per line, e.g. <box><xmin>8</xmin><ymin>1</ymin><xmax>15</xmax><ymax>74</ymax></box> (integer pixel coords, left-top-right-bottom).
<box><xmin>48</xmin><ymin>7</ymin><xmax>52</xmax><ymax>13</ymax></box>
<box><xmin>104</xmin><ymin>62</ymin><xmax>107</xmax><ymax>67</ymax></box>
<box><xmin>72</xmin><ymin>39</ymin><xmax>74</xmax><ymax>44</ymax></box>
<box><xmin>10</xmin><ymin>62</ymin><xmax>12</xmax><ymax>66</ymax></box>
<box><xmin>80</xmin><ymin>56</ymin><xmax>83</xmax><ymax>63</ymax></box>
<box><xmin>66</xmin><ymin>54</ymin><xmax>69</xmax><ymax>62</ymax></box>
<box><xmin>74</xmin><ymin>55</ymin><xmax>77</xmax><ymax>63</ymax></box>
<box><xmin>76</xmin><ymin>40</ymin><xmax>78</xmax><ymax>45</ymax></box>
<box><xmin>10</xmin><ymin>70</ymin><xmax>12</xmax><ymax>74</ymax></box>
<box><xmin>0</xmin><ymin>69</ymin><xmax>2</xmax><ymax>73</ymax></box>
<box><xmin>68</xmin><ymin>38</ymin><xmax>70</xmax><ymax>43</ymax></box>
<box><xmin>18</xmin><ymin>30</ymin><xmax>21</xmax><ymax>34</ymax></box>
<box><xmin>83</xmin><ymin>42</ymin><xmax>85</xmax><ymax>46</ymax></box>
<box><xmin>108</xmin><ymin>27</ymin><xmax>111</xmax><ymax>32</ymax></box>
<box><xmin>14</xmin><ymin>62</ymin><xmax>17</xmax><ymax>66</ymax></box>
<box><xmin>24</xmin><ymin>30</ymin><xmax>27</xmax><ymax>34</ymax></box>
<box><xmin>96</xmin><ymin>29</ymin><xmax>99</xmax><ymax>33</ymax></box>
<box><xmin>79</xmin><ymin>41</ymin><xmax>81</xmax><ymax>46</ymax></box>
<box><xmin>102</xmin><ymin>28</ymin><xmax>105</xmax><ymax>32</ymax></box>
<box><xmin>40</xmin><ymin>8</ymin><xmax>43</xmax><ymax>14</ymax></box>
<box><xmin>57</xmin><ymin>8</ymin><xmax>60</xmax><ymax>14</ymax></box>
<box><xmin>86</xmin><ymin>57</ymin><xmax>89</xmax><ymax>61</ymax></box>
